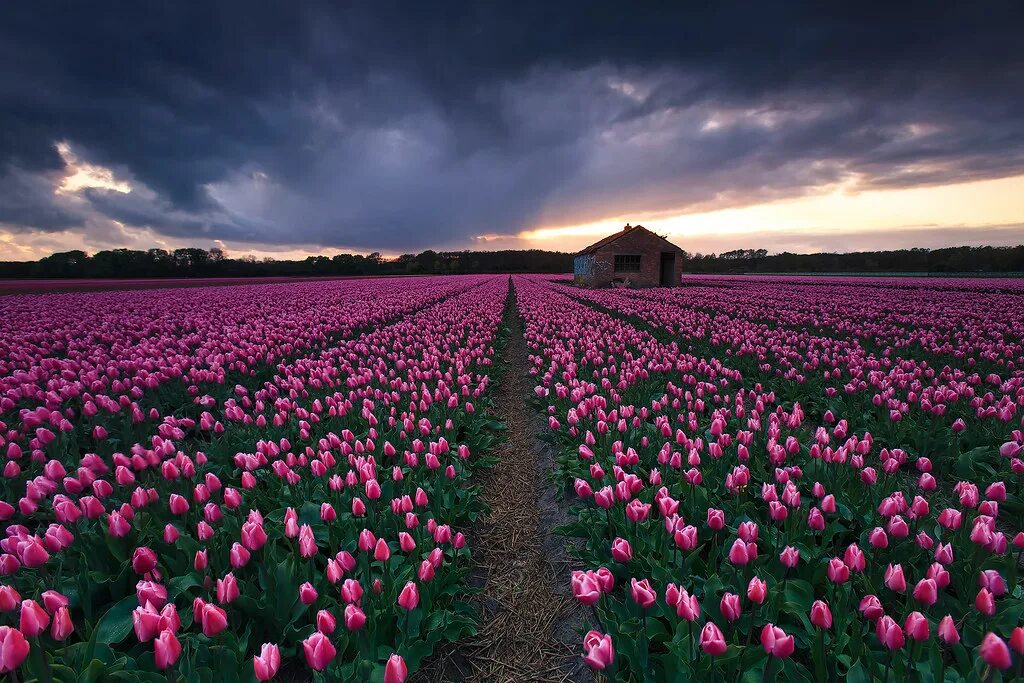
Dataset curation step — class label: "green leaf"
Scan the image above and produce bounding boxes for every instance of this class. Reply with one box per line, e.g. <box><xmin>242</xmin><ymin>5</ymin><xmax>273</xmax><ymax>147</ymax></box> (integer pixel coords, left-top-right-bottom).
<box><xmin>50</xmin><ymin>664</ymin><xmax>79</xmax><ymax>683</ymax></box>
<box><xmin>783</xmin><ymin>579</ymin><xmax>814</xmax><ymax>612</ymax></box>
<box><xmin>93</xmin><ymin>593</ymin><xmax>137</xmax><ymax>645</ymax></box>
<box><xmin>167</xmin><ymin>573</ymin><xmax>201</xmax><ymax>599</ymax></box>
<box><xmin>847</xmin><ymin>659</ymin><xmax>870</xmax><ymax>683</ymax></box>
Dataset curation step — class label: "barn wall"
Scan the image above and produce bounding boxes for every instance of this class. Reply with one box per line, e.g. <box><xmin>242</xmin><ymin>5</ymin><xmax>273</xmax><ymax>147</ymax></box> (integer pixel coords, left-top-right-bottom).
<box><xmin>583</xmin><ymin>229</ymin><xmax>682</xmax><ymax>287</ymax></box>
<box><xmin>573</xmin><ymin>255</ymin><xmax>594</xmax><ymax>285</ymax></box>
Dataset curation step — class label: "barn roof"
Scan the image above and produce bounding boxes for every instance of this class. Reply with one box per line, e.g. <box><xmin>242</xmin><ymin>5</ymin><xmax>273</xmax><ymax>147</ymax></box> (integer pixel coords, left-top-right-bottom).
<box><xmin>575</xmin><ymin>224</ymin><xmax>684</xmax><ymax>256</ymax></box>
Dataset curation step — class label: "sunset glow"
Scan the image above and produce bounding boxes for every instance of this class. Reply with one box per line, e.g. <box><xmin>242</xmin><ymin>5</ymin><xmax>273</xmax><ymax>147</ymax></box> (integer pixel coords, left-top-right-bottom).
<box><xmin>520</xmin><ymin>174</ymin><xmax>1024</xmax><ymax>253</ymax></box>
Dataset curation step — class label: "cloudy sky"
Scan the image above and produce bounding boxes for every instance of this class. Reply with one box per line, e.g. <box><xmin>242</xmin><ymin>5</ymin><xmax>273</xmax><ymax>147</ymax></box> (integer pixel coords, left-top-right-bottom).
<box><xmin>2</xmin><ymin>2</ymin><xmax>1023</xmax><ymax>260</ymax></box>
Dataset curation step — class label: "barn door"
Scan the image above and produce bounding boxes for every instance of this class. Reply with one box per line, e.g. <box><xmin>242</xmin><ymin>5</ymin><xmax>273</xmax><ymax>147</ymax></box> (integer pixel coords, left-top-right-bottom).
<box><xmin>659</xmin><ymin>252</ymin><xmax>675</xmax><ymax>286</ymax></box>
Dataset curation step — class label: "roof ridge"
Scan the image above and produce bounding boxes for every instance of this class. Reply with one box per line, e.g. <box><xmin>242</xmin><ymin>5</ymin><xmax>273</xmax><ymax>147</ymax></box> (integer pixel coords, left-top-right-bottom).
<box><xmin>575</xmin><ymin>224</ymin><xmax>682</xmax><ymax>256</ymax></box>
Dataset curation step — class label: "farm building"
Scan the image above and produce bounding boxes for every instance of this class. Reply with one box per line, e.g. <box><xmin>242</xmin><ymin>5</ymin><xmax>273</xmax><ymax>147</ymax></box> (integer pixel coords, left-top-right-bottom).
<box><xmin>573</xmin><ymin>224</ymin><xmax>685</xmax><ymax>288</ymax></box>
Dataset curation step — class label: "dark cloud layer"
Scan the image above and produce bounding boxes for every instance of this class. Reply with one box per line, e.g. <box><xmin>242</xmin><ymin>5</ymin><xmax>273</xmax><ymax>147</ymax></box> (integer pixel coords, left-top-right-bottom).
<box><xmin>1</xmin><ymin>2</ymin><xmax>1023</xmax><ymax>251</ymax></box>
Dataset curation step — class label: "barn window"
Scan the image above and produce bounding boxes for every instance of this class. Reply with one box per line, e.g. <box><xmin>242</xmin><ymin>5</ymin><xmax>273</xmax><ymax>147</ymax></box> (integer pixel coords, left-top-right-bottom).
<box><xmin>614</xmin><ymin>254</ymin><xmax>641</xmax><ymax>272</ymax></box>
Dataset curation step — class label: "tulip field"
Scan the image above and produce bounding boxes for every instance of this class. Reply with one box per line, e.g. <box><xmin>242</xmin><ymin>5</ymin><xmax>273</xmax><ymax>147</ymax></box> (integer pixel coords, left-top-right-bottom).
<box><xmin>0</xmin><ymin>275</ymin><xmax>506</xmax><ymax>681</ymax></box>
<box><xmin>523</xmin><ymin>275</ymin><xmax>1024</xmax><ymax>681</ymax></box>
<box><xmin>1</xmin><ymin>273</ymin><xmax>1023</xmax><ymax>682</ymax></box>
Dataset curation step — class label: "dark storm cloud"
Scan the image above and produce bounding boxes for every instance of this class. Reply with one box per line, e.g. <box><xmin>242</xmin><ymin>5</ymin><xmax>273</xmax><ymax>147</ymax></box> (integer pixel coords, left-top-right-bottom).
<box><xmin>0</xmin><ymin>166</ymin><xmax>82</xmax><ymax>231</ymax></box>
<box><xmin>1</xmin><ymin>1</ymin><xmax>1023</xmax><ymax>250</ymax></box>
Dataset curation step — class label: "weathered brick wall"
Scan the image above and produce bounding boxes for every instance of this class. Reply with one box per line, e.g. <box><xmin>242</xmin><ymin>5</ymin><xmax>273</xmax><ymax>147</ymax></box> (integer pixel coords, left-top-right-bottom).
<box><xmin>585</xmin><ymin>229</ymin><xmax>681</xmax><ymax>287</ymax></box>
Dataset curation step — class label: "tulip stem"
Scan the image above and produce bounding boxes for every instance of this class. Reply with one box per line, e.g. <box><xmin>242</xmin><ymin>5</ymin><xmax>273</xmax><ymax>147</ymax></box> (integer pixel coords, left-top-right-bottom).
<box><xmin>688</xmin><ymin>620</ymin><xmax>694</xmax><ymax>660</ymax></box>
<box><xmin>746</xmin><ymin>605</ymin><xmax>755</xmax><ymax>646</ymax></box>
<box><xmin>641</xmin><ymin>612</ymin><xmax>650</xmax><ymax>678</ymax></box>
<box><xmin>814</xmin><ymin>629</ymin><xmax>825</xmax><ymax>682</ymax></box>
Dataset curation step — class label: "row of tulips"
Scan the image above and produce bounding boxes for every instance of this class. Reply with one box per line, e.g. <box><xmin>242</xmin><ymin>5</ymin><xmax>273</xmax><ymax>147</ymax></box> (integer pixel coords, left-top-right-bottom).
<box><xmin>515</xmin><ymin>275</ymin><xmax>1024</xmax><ymax>682</ymax></box>
<box><xmin>0</xmin><ymin>276</ymin><xmax>508</xmax><ymax>681</ymax></box>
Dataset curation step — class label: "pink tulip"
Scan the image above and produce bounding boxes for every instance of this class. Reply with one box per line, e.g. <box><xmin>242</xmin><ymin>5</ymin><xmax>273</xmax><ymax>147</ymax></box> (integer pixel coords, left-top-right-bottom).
<box><xmin>826</xmin><ymin>558</ymin><xmax>849</xmax><ymax>584</ymax></box>
<box><xmin>216</xmin><ymin>573</ymin><xmax>239</xmax><ymax>604</ymax></box>
<box><xmin>341</xmin><ymin>579</ymin><xmax>363</xmax><ymax>604</ymax></box>
<box><xmin>51</xmin><ymin>606</ymin><xmax>74</xmax><ymax>640</ymax></box>
<box><xmin>978</xmin><ymin>570</ymin><xmax>1006</xmax><ymax>597</ymax></box>
<box><xmin>398</xmin><ymin>581</ymin><xmax>419</xmax><ymax>610</ymax></box>
<box><xmin>700</xmin><ymin>622</ymin><xmax>727</xmax><ymax>656</ymax></box>
<box><xmin>231</xmin><ymin>540</ymin><xmax>250</xmax><ymax>569</ymax></box>
<box><xmin>1010</xmin><ymin>627</ymin><xmax>1024</xmax><ymax>655</ymax></box>
<box><xmin>241</xmin><ymin>522</ymin><xmax>267</xmax><ymax>551</ymax></box>
<box><xmin>747</xmin><ymin>577</ymin><xmax>767</xmax><ymax>605</ymax></box>
<box><xmin>571</xmin><ymin>571</ymin><xmax>602</xmax><ymax>606</ymax></box>
<box><xmin>980</xmin><ymin>633</ymin><xmax>1012</xmax><ymax>669</ymax></box>
<box><xmin>253</xmin><ymin>643</ymin><xmax>281</xmax><ymax>681</ymax></box>
<box><xmin>299</xmin><ymin>582</ymin><xmax>318</xmax><ymax>606</ymax></box>
<box><xmin>876</xmin><ymin>616</ymin><xmax>905</xmax><ymax>650</ymax></box>
<box><xmin>975</xmin><ymin>588</ymin><xmax>996</xmax><ymax>616</ymax></box>
<box><xmin>132</xmin><ymin>546</ymin><xmax>157</xmax><ymax>574</ymax></box>
<box><xmin>761</xmin><ymin>624</ymin><xmax>794</xmax><ymax>658</ymax></box>
<box><xmin>0</xmin><ymin>626</ymin><xmax>30</xmax><ymax>673</ymax></box>
<box><xmin>194</xmin><ymin>549</ymin><xmax>209</xmax><ymax>571</ymax></box>
<box><xmin>582</xmin><ymin>630</ymin><xmax>615</xmax><ymax>669</ymax></box>
<box><xmin>843</xmin><ymin>544</ymin><xmax>865</xmax><ymax>572</ymax></box>
<box><xmin>168</xmin><ymin>494</ymin><xmax>189</xmax><ymax>515</ymax></box>
<box><xmin>630</xmin><ymin>578</ymin><xmax>657</xmax><ymax>609</ymax></box>
<box><xmin>344</xmin><ymin>604</ymin><xmax>366</xmax><ymax>631</ymax></box>
<box><xmin>610</xmin><ymin>537</ymin><xmax>632</xmax><ymax>563</ymax></box>
<box><xmin>19</xmin><ymin>600</ymin><xmax>49</xmax><ymax>637</ymax></box>
<box><xmin>284</xmin><ymin>508</ymin><xmax>299</xmax><ymax>538</ymax></box>
<box><xmin>810</xmin><ymin>600</ymin><xmax>832</xmax><ymax>629</ymax></box>
<box><xmin>40</xmin><ymin>590</ymin><xmax>68</xmax><ymax>614</ymax></box>
<box><xmin>904</xmin><ymin>612</ymin><xmax>929</xmax><ymax>641</ymax></box>
<box><xmin>884</xmin><ymin>564</ymin><xmax>906</xmax><ymax>593</ymax></box>
<box><xmin>200</xmin><ymin>603</ymin><xmax>228</xmax><ymax>636</ymax></box>
<box><xmin>674</xmin><ymin>588</ymin><xmax>701</xmax><ymax>621</ymax></box>
<box><xmin>0</xmin><ymin>587</ymin><xmax>20</xmax><ymax>611</ymax></box>
<box><xmin>720</xmin><ymin>593</ymin><xmax>741</xmax><ymax>622</ymax></box>
<box><xmin>706</xmin><ymin>508</ymin><xmax>725</xmax><ymax>530</ymax></box>
<box><xmin>154</xmin><ymin>629</ymin><xmax>181</xmax><ymax>669</ymax></box>
<box><xmin>938</xmin><ymin>615</ymin><xmax>960</xmax><ymax>645</ymax></box>
<box><xmin>858</xmin><ymin>595</ymin><xmax>884</xmax><ymax>621</ymax></box>
<box><xmin>316</xmin><ymin>609</ymin><xmax>336</xmax><ymax>634</ymax></box>
<box><xmin>302</xmin><ymin>631</ymin><xmax>336</xmax><ymax>671</ymax></box>
<box><xmin>384</xmin><ymin>653</ymin><xmax>409</xmax><ymax>683</ymax></box>
<box><xmin>728</xmin><ymin>538</ymin><xmax>755</xmax><ymax>565</ymax></box>
<box><xmin>299</xmin><ymin>525</ymin><xmax>318</xmax><ymax>558</ymax></box>
<box><xmin>133</xmin><ymin>603</ymin><xmax>163</xmax><ymax>642</ymax></box>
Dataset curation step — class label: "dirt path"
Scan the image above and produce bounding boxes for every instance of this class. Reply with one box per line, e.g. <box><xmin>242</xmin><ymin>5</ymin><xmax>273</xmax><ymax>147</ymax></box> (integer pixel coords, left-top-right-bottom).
<box><xmin>423</xmin><ymin>279</ymin><xmax>591</xmax><ymax>683</ymax></box>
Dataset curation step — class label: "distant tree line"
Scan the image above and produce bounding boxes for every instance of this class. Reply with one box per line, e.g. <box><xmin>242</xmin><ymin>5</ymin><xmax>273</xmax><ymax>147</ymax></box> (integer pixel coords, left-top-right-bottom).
<box><xmin>681</xmin><ymin>245</ymin><xmax>1024</xmax><ymax>274</ymax></box>
<box><xmin>0</xmin><ymin>247</ymin><xmax>574</xmax><ymax>278</ymax></box>
<box><xmin>1</xmin><ymin>244</ymin><xmax>1022</xmax><ymax>280</ymax></box>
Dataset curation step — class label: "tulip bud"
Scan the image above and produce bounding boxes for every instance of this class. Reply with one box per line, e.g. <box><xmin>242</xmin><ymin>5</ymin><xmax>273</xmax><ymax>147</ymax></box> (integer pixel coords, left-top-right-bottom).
<box><xmin>980</xmin><ymin>632</ymin><xmax>1012</xmax><ymax>670</ymax></box>
<box><xmin>699</xmin><ymin>622</ymin><xmax>727</xmax><ymax>656</ymax></box>
<box><xmin>384</xmin><ymin>653</ymin><xmax>408</xmax><ymax>683</ymax></box>
<box><xmin>154</xmin><ymin>629</ymin><xmax>182</xmax><ymax>669</ymax></box>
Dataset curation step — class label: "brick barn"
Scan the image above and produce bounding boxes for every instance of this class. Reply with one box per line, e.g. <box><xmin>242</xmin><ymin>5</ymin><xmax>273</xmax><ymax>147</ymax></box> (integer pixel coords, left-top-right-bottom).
<box><xmin>573</xmin><ymin>224</ymin><xmax>685</xmax><ymax>288</ymax></box>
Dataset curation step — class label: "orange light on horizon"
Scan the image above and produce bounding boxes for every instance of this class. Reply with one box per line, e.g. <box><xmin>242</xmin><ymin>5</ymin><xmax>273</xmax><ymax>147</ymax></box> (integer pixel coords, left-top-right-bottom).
<box><xmin>519</xmin><ymin>173</ymin><xmax>1024</xmax><ymax>252</ymax></box>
